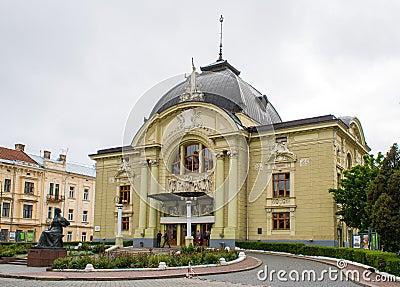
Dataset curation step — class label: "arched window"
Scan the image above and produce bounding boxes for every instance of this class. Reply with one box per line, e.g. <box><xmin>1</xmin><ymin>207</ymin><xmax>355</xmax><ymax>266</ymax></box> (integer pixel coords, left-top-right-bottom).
<box><xmin>171</xmin><ymin>143</ymin><xmax>214</xmax><ymax>174</ymax></box>
<box><xmin>184</xmin><ymin>144</ymin><xmax>200</xmax><ymax>172</ymax></box>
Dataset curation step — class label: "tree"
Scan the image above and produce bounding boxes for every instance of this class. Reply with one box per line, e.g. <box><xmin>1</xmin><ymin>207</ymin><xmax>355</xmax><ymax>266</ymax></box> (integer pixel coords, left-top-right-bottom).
<box><xmin>368</xmin><ymin>143</ymin><xmax>400</xmax><ymax>252</ymax></box>
<box><xmin>329</xmin><ymin>153</ymin><xmax>382</xmax><ymax>231</ymax></box>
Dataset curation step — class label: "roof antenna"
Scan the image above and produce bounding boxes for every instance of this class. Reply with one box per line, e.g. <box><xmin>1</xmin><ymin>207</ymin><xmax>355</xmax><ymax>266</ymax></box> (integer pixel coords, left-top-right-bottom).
<box><xmin>217</xmin><ymin>15</ymin><xmax>224</xmax><ymax>62</ymax></box>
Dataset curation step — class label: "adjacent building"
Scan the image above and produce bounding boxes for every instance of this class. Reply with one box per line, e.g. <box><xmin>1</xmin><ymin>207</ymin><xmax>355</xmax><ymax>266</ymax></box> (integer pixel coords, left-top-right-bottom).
<box><xmin>0</xmin><ymin>144</ymin><xmax>95</xmax><ymax>242</ymax></box>
<box><xmin>90</xmin><ymin>57</ymin><xmax>369</xmax><ymax>248</ymax></box>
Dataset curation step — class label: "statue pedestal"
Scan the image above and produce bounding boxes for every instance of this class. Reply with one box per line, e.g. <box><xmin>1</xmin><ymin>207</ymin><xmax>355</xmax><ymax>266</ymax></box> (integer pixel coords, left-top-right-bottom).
<box><xmin>28</xmin><ymin>248</ymin><xmax>67</xmax><ymax>267</ymax></box>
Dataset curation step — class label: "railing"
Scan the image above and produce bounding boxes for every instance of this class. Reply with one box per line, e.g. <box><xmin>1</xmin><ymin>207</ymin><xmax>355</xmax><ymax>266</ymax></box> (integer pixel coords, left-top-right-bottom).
<box><xmin>46</xmin><ymin>194</ymin><xmax>65</xmax><ymax>202</ymax></box>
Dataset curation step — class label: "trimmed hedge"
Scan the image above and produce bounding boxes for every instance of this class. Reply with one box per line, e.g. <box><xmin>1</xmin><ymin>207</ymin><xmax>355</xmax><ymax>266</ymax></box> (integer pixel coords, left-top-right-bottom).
<box><xmin>0</xmin><ymin>243</ymin><xmax>34</xmax><ymax>257</ymax></box>
<box><xmin>53</xmin><ymin>246</ymin><xmax>238</xmax><ymax>269</ymax></box>
<box><xmin>236</xmin><ymin>241</ymin><xmax>400</xmax><ymax>276</ymax></box>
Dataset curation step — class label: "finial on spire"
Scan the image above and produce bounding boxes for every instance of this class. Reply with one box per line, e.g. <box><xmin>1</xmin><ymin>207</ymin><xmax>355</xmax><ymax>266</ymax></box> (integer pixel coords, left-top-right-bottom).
<box><xmin>191</xmin><ymin>57</ymin><xmax>195</xmax><ymax>72</ymax></box>
<box><xmin>218</xmin><ymin>15</ymin><xmax>224</xmax><ymax>62</ymax></box>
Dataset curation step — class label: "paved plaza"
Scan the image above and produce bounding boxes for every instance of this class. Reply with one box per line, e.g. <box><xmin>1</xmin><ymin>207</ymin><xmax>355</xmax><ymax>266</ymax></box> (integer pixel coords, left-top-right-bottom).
<box><xmin>0</xmin><ymin>252</ymin><xmax>398</xmax><ymax>287</ymax></box>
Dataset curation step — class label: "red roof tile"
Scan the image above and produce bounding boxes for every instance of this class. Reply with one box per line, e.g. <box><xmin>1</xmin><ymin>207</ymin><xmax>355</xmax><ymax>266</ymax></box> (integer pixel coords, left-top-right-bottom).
<box><xmin>0</xmin><ymin>147</ymin><xmax>38</xmax><ymax>165</ymax></box>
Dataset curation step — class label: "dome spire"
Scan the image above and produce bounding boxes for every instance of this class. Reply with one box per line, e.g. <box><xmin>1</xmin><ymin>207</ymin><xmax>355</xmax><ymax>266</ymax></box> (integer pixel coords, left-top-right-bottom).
<box><xmin>217</xmin><ymin>15</ymin><xmax>224</xmax><ymax>62</ymax></box>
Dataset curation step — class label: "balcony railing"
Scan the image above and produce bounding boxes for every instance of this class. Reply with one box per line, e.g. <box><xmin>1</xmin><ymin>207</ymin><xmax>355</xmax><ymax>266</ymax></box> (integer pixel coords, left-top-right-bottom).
<box><xmin>46</xmin><ymin>194</ymin><xmax>65</xmax><ymax>202</ymax></box>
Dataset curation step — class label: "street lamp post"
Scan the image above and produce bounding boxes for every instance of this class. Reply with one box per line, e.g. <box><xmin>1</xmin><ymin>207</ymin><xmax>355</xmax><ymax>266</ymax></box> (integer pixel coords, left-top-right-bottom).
<box><xmin>115</xmin><ymin>203</ymin><xmax>123</xmax><ymax>247</ymax></box>
<box><xmin>185</xmin><ymin>199</ymin><xmax>194</xmax><ymax>246</ymax></box>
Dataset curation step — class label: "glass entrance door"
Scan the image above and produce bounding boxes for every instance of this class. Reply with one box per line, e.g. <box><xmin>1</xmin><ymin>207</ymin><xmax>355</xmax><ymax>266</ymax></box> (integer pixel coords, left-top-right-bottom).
<box><xmin>166</xmin><ymin>224</ymin><xmax>177</xmax><ymax>246</ymax></box>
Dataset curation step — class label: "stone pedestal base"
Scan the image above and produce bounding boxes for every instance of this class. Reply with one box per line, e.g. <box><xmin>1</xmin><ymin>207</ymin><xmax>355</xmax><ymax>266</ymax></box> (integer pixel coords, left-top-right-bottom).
<box><xmin>185</xmin><ymin>236</ymin><xmax>194</xmax><ymax>247</ymax></box>
<box><xmin>115</xmin><ymin>236</ymin><xmax>123</xmax><ymax>248</ymax></box>
<box><xmin>28</xmin><ymin>248</ymin><xmax>67</xmax><ymax>267</ymax></box>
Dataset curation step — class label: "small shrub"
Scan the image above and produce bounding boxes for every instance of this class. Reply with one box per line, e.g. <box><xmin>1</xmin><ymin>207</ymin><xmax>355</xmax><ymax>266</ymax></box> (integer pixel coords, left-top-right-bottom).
<box><xmin>53</xmin><ymin>257</ymin><xmax>70</xmax><ymax>269</ymax></box>
<box><xmin>386</xmin><ymin>258</ymin><xmax>400</xmax><ymax>277</ymax></box>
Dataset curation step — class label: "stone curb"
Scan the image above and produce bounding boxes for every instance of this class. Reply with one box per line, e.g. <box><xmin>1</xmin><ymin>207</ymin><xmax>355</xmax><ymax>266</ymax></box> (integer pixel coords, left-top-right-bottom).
<box><xmin>0</xmin><ymin>256</ymin><xmax>262</xmax><ymax>281</ymax></box>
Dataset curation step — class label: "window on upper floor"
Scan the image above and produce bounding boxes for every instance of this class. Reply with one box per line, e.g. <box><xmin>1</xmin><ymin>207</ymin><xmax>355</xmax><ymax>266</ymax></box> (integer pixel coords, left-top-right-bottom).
<box><xmin>346</xmin><ymin>153</ymin><xmax>352</xmax><ymax>169</ymax></box>
<box><xmin>171</xmin><ymin>143</ymin><xmax>214</xmax><ymax>174</ymax></box>
<box><xmin>119</xmin><ymin>185</ymin><xmax>130</xmax><ymax>204</ymax></box>
<box><xmin>82</xmin><ymin>211</ymin><xmax>88</xmax><ymax>222</ymax></box>
<box><xmin>23</xmin><ymin>204</ymin><xmax>33</xmax><ymax>218</ymax></box>
<box><xmin>4</xmin><ymin>179</ymin><xmax>11</xmax><ymax>192</ymax></box>
<box><xmin>2</xmin><ymin>202</ymin><xmax>10</xmax><ymax>217</ymax></box>
<box><xmin>272</xmin><ymin>212</ymin><xmax>290</xmax><ymax>230</ymax></box>
<box><xmin>49</xmin><ymin>183</ymin><xmax>54</xmax><ymax>195</ymax></box>
<box><xmin>68</xmin><ymin>209</ymin><xmax>74</xmax><ymax>221</ymax></box>
<box><xmin>122</xmin><ymin>217</ymin><xmax>129</xmax><ymax>231</ymax></box>
<box><xmin>83</xmin><ymin>188</ymin><xmax>89</xmax><ymax>200</ymax></box>
<box><xmin>54</xmin><ymin>184</ymin><xmax>59</xmax><ymax>197</ymax></box>
<box><xmin>69</xmin><ymin>186</ymin><xmax>75</xmax><ymax>198</ymax></box>
<box><xmin>24</xmin><ymin>182</ymin><xmax>34</xmax><ymax>194</ymax></box>
<box><xmin>273</xmin><ymin>173</ymin><xmax>290</xmax><ymax>197</ymax></box>
<box><xmin>48</xmin><ymin>207</ymin><xmax>52</xmax><ymax>219</ymax></box>
<box><xmin>66</xmin><ymin>231</ymin><xmax>72</xmax><ymax>242</ymax></box>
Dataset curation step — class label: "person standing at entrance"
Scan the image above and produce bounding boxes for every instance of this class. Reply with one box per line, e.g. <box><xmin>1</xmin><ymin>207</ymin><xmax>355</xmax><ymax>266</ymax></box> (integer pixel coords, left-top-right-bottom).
<box><xmin>196</xmin><ymin>230</ymin><xmax>201</xmax><ymax>246</ymax></box>
<box><xmin>162</xmin><ymin>230</ymin><xmax>170</xmax><ymax>248</ymax></box>
<box><xmin>156</xmin><ymin>231</ymin><xmax>162</xmax><ymax>248</ymax></box>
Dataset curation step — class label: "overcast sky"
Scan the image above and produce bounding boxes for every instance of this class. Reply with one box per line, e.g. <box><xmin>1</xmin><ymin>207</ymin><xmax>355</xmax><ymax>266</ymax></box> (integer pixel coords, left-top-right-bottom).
<box><xmin>1</xmin><ymin>0</ymin><xmax>399</xmax><ymax>165</ymax></box>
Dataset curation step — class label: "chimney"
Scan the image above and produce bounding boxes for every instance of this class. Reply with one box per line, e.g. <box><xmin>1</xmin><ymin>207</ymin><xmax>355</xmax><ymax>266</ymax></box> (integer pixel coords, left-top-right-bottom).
<box><xmin>59</xmin><ymin>154</ymin><xmax>66</xmax><ymax>163</ymax></box>
<box><xmin>43</xmin><ymin>150</ymin><xmax>51</xmax><ymax>159</ymax></box>
<box><xmin>15</xmin><ymin>143</ymin><xmax>25</xmax><ymax>152</ymax></box>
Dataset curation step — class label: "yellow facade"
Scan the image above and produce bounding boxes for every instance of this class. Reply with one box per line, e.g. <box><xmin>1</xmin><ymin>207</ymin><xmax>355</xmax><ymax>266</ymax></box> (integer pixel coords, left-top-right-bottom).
<box><xmin>90</xmin><ymin>60</ymin><xmax>369</xmax><ymax>248</ymax></box>
<box><xmin>0</xmin><ymin>144</ymin><xmax>95</xmax><ymax>243</ymax></box>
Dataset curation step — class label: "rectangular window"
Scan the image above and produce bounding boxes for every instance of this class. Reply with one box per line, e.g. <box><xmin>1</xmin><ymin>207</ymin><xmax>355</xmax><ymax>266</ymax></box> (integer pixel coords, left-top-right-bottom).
<box><xmin>48</xmin><ymin>207</ymin><xmax>52</xmax><ymax>219</ymax></box>
<box><xmin>82</xmin><ymin>211</ymin><xmax>88</xmax><ymax>222</ymax></box>
<box><xmin>81</xmin><ymin>232</ymin><xmax>87</xmax><ymax>242</ymax></box>
<box><xmin>68</xmin><ymin>186</ymin><xmax>75</xmax><ymax>198</ymax></box>
<box><xmin>122</xmin><ymin>217</ymin><xmax>129</xmax><ymax>231</ymax></box>
<box><xmin>83</xmin><ymin>188</ymin><xmax>89</xmax><ymax>200</ymax></box>
<box><xmin>67</xmin><ymin>231</ymin><xmax>72</xmax><ymax>242</ymax></box>
<box><xmin>273</xmin><ymin>173</ymin><xmax>290</xmax><ymax>197</ymax></box>
<box><xmin>68</xmin><ymin>209</ymin><xmax>74</xmax><ymax>221</ymax></box>
<box><xmin>54</xmin><ymin>184</ymin><xmax>59</xmax><ymax>197</ymax></box>
<box><xmin>23</xmin><ymin>204</ymin><xmax>33</xmax><ymax>218</ymax></box>
<box><xmin>119</xmin><ymin>185</ymin><xmax>130</xmax><ymax>204</ymax></box>
<box><xmin>2</xmin><ymin>202</ymin><xmax>10</xmax><ymax>217</ymax></box>
<box><xmin>24</xmin><ymin>182</ymin><xmax>34</xmax><ymax>194</ymax></box>
<box><xmin>272</xmin><ymin>212</ymin><xmax>290</xmax><ymax>230</ymax></box>
<box><xmin>49</xmin><ymin>183</ymin><xmax>54</xmax><ymax>195</ymax></box>
<box><xmin>4</xmin><ymin>179</ymin><xmax>11</xmax><ymax>192</ymax></box>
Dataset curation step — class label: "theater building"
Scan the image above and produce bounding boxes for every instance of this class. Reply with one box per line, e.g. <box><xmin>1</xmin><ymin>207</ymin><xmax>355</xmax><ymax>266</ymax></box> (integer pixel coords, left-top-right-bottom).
<box><xmin>90</xmin><ymin>57</ymin><xmax>369</xmax><ymax>248</ymax></box>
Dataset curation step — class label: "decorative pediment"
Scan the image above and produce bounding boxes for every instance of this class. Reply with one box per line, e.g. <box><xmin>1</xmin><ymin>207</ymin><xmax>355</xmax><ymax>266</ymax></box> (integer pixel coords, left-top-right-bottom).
<box><xmin>271</xmin><ymin>142</ymin><xmax>297</xmax><ymax>163</ymax></box>
<box><xmin>114</xmin><ymin>160</ymin><xmax>135</xmax><ymax>179</ymax></box>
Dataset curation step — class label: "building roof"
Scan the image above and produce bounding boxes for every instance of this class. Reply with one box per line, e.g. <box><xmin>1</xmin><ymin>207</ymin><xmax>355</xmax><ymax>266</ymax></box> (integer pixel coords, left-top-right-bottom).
<box><xmin>0</xmin><ymin>147</ymin><xmax>38</xmax><ymax>165</ymax></box>
<box><xmin>150</xmin><ymin>60</ymin><xmax>282</xmax><ymax>125</ymax></box>
<box><xmin>29</xmin><ymin>154</ymin><xmax>96</xmax><ymax>178</ymax></box>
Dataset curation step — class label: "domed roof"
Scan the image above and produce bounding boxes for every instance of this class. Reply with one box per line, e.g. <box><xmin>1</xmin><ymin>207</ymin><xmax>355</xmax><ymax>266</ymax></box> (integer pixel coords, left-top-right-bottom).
<box><xmin>150</xmin><ymin>60</ymin><xmax>282</xmax><ymax>125</ymax></box>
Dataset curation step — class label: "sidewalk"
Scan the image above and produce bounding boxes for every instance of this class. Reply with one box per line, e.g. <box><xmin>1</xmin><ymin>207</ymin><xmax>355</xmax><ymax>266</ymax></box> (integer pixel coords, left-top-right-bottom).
<box><xmin>0</xmin><ymin>256</ymin><xmax>262</xmax><ymax>281</ymax></box>
<box><xmin>250</xmin><ymin>251</ymin><xmax>400</xmax><ymax>287</ymax></box>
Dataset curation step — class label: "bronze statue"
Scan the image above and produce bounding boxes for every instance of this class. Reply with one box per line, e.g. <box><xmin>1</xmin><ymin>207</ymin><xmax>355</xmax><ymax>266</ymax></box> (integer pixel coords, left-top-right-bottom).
<box><xmin>35</xmin><ymin>207</ymin><xmax>70</xmax><ymax>248</ymax></box>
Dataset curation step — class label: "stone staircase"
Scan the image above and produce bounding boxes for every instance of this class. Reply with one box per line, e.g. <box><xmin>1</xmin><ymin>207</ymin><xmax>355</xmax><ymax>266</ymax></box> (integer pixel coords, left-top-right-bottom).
<box><xmin>0</xmin><ymin>257</ymin><xmax>27</xmax><ymax>265</ymax></box>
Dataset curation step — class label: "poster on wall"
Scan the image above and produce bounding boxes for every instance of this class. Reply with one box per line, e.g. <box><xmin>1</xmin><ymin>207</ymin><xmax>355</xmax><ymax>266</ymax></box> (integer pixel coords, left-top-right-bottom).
<box><xmin>363</xmin><ymin>234</ymin><xmax>369</xmax><ymax>249</ymax></box>
<box><xmin>9</xmin><ymin>232</ymin><xmax>16</xmax><ymax>241</ymax></box>
<box><xmin>26</xmin><ymin>231</ymin><xmax>34</xmax><ymax>242</ymax></box>
<box><xmin>353</xmin><ymin>235</ymin><xmax>361</xmax><ymax>248</ymax></box>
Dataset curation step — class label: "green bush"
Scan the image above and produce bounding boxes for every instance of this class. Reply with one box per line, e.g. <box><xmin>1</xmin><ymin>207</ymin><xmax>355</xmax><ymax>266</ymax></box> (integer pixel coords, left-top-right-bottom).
<box><xmin>52</xmin><ymin>246</ymin><xmax>238</xmax><ymax>269</ymax></box>
<box><xmin>386</xmin><ymin>258</ymin><xmax>400</xmax><ymax>277</ymax></box>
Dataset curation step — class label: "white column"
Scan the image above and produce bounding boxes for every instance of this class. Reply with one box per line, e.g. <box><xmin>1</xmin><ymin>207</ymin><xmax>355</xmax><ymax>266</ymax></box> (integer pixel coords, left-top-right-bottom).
<box><xmin>186</xmin><ymin>200</ymin><xmax>192</xmax><ymax>237</ymax></box>
<box><xmin>185</xmin><ymin>200</ymin><xmax>194</xmax><ymax>246</ymax></box>
<box><xmin>117</xmin><ymin>204</ymin><xmax>123</xmax><ymax>237</ymax></box>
